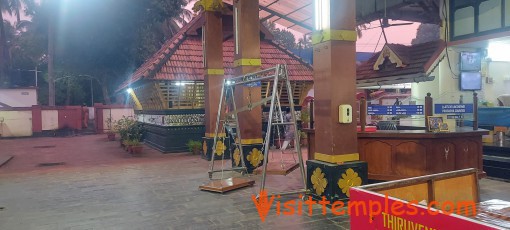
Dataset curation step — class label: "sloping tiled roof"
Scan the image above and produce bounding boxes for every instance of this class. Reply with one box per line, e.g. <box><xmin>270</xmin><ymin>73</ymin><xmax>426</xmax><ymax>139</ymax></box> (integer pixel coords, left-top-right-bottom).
<box><xmin>117</xmin><ymin>13</ymin><xmax>314</xmax><ymax>92</ymax></box>
<box><xmin>356</xmin><ymin>41</ymin><xmax>445</xmax><ymax>86</ymax></box>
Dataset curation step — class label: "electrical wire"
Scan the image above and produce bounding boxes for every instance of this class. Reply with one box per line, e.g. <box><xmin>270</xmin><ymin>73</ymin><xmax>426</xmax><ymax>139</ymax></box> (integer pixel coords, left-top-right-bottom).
<box><xmin>442</xmin><ymin>0</ymin><xmax>459</xmax><ymax>79</ymax></box>
<box><xmin>373</xmin><ymin>31</ymin><xmax>383</xmax><ymax>53</ymax></box>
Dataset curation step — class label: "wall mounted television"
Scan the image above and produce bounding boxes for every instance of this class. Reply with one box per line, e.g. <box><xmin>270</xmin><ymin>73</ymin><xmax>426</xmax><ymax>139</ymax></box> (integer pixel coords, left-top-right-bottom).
<box><xmin>460</xmin><ymin>72</ymin><xmax>482</xmax><ymax>91</ymax></box>
<box><xmin>460</xmin><ymin>52</ymin><xmax>481</xmax><ymax>71</ymax></box>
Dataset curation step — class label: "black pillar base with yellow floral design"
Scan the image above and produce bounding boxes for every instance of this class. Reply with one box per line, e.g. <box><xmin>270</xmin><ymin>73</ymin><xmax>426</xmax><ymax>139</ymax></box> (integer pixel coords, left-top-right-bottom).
<box><xmin>201</xmin><ymin>135</ymin><xmax>231</xmax><ymax>161</ymax></box>
<box><xmin>307</xmin><ymin>160</ymin><xmax>368</xmax><ymax>203</ymax></box>
<box><xmin>231</xmin><ymin>143</ymin><xmax>264</xmax><ymax>174</ymax></box>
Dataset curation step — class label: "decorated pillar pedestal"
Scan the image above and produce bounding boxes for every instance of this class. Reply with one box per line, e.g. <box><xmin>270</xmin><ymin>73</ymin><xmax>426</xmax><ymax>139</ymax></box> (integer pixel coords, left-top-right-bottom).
<box><xmin>231</xmin><ymin>141</ymin><xmax>264</xmax><ymax>174</ymax></box>
<box><xmin>202</xmin><ymin>134</ymin><xmax>231</xmax><ymax>161</ymax></box>
<box><xmin>307</xmin><ymin>160</ymin><xmax>368</xmax><ymax>203</ymax></box>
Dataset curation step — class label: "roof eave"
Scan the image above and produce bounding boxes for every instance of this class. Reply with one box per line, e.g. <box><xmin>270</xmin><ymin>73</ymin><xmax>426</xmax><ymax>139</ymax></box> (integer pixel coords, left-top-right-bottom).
<box><xmin>356</xmin><ymin>73</ymin><xmax>435</xmax><ymax>87</ymax></box>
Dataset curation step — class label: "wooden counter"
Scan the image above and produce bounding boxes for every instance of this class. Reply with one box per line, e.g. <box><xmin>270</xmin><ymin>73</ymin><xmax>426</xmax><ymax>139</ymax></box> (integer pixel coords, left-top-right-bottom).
<box><xmin>358</xmin><ymin>127</ymin><xmax>489</xmax><ymax>181</ymax></box>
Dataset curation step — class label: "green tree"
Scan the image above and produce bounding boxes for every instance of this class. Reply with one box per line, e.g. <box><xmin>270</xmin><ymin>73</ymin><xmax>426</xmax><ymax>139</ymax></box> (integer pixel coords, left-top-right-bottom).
<box><xmin>12</xmin><ymin>0</ymin><xmax>188</xmax><ymax>105</ymax></box>
<box><xmin>297</xmin><ymin>35</ymin><xmax>312</xmax><ymax>49</ymax></box>
<box><xmin>263</xmin><ymin>21</ymin><xmax>296</xmax><ymax>49</ymax></box>
<box><xmin>411</xmin><ymin>23</ymin><xmax>440</xmax><ymax>45</ymax></box>
<box><xmin>0</xmin><ymin>0</ymin><xmax>34</xmax><ymax>87</ymax></box>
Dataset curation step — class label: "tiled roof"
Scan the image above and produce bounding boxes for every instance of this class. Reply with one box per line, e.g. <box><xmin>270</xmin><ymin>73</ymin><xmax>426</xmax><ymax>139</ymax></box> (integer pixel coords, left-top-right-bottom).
<box><xmin>117</xmin><ymin>13</ymin><xmax>313</xmax><ymax>92</ymax></box>
<box><xmin>356</xmin><ymin>41</ymin><xmax>445</xmax><ymax>85</ymax></box>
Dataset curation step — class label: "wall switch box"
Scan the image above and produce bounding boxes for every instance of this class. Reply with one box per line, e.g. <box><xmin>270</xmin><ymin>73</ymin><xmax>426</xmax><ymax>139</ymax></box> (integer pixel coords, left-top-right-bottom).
<box><xmin>338</xmin><ymin>105</ymin><xmax>352</xmax><ymax>123</ymax></box>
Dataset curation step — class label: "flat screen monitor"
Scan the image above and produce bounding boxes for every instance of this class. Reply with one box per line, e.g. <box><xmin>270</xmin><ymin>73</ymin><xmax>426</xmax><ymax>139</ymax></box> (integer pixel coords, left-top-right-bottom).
<box><xmin>460</xmin><ymin>52</ymin><xmax>481</xmax><ymax>71</ymax></box>
<box><xmin>460</xmin><ymin>72</ymin><xmax>482</xmax><ymax>91</ymax></box>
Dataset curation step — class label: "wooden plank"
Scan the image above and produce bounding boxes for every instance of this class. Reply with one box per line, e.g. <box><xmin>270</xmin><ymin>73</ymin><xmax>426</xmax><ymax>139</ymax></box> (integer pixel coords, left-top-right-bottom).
<box><xmin>253</xmin><ymin>162</ymin><xmax>300</xmax><ymax>175</ymax></box>
<box><xmin>199</xmin><ymin>177</ymin><xmax>255</xmax><ymax>193</ymax></box>
<box><xmin>377</xmin><ymin>183</ymin><xmax>429</xmax><ymax>202</ymax></box>
<box><xmin>434</xmin><ymin>174</ymin><xmax>478</xmax><ymax>206</ymax></box>
<box><xmin>0</xmin><ymin>155</ymin><xmax>13</xmax><ymax>168</ymax></box>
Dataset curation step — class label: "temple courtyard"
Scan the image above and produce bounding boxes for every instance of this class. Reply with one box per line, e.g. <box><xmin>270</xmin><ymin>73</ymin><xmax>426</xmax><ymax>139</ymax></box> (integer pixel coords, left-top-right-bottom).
<box><xmin>1</xmin><ymin>135</ymin><xmax>509</xmax><ymax>229</ymax></box>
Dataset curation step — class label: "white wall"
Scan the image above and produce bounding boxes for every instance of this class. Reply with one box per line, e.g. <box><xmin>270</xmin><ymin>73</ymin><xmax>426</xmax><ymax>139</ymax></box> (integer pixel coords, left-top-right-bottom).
<box><xmin>483</xmin><ymin>61</ymin><xmax>510</xmax><ymax>105</ymax></box>
<box><xmin>413</xmin><ymin>48</ymin><xmax>478</xmax><ymax>105</ymax></box>
<box><xmin>0</xmin><ymin>111</ymin><xmax>33</xmax><ymax>137</ymax></box>
<box><xmin>42</xmin><ymin>110</ymin><xmax>59</xmax><ymax>131</ymax></box>
<box><xmin>88</xmin><ymin>107</ymin><xmax>95</xmax><ymax>120</ymax></box>
<box><xmin>102</xmin><ymin>108</ymin><xmax>135</xmax><ymax>131</ymax></box>
<box><xmin>0</xmin><ymin>88</ymin><xmax>37</xmax><ymax>107</ymax></box>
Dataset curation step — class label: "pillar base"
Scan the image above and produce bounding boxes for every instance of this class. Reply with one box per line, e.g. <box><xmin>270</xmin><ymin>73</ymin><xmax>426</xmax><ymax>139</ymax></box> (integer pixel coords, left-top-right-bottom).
<box><xmin>306</xmin><ymin>160</ymin><xmax>368</xmax><ymax>202</ymax></box>
<box><xmin>201</xmin><ymin>136</ymin><xmax>231</xmax><ymax>161</ymax></box>
<box><xmin>231</xmin><ymin>143</ymin><xmax>264</xmax><ymax>174</ymax></box>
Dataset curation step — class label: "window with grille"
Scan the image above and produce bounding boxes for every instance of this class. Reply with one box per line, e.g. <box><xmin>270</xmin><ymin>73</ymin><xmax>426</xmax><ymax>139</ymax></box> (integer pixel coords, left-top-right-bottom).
<box><xmin>159</xmin><ymin>81</ymin><xmax>205</xmax><ymax>109</ymax></box>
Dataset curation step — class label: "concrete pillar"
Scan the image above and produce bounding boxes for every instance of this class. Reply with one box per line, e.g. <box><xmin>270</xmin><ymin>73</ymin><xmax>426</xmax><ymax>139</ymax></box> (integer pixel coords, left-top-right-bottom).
<box><xmin>307</xmin><ymin>0</ymin><xmax>368</xmax><ymax>201</ymax></box>
<box><xmin>232</xmin><ymin>0</ymin><xmax>263</xmax><ymax>173</ymax></box>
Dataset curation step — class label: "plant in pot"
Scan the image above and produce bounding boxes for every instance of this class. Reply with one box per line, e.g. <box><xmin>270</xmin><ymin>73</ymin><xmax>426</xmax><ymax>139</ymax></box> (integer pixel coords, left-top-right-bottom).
<box><xmin>299</xmin><ymin>130</ymin><xmax>308</xmax><ymax>147</ymax></box>
<box><xmin>130</xmin><ymin>139</ymin><xmax>143</xmax><ymax>155</ymax></box>
<box><xmin>300</xmin><ymin>109</ymin><xmax>310</xmax><ymax>129</ymax></box>
<box><xmin>105</xmin><ymin>117</ymin><xmax>116</xmax><ymax>141</ymax></box>
<box><xmin>123</xmin><ymin>139</ymin><xmax>133</xmax><ymax>152</ymax></box>
<box><xmin>127</xmin><ymin>122</ymin><xmax>144</xmax><ymax>155</ymax></box>
<box><xmin>187</xmin><ymin>140</ymin><xmax>202</xmax><ymax>155</ymax></box>
<box><xmin>115</xmin><ymin>116</ymin><xmax>136</xmax><ymax>148</ymax></box>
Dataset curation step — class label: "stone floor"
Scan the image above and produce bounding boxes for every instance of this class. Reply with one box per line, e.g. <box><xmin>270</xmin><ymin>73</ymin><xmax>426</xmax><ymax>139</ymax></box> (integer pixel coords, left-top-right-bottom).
<box><xmin>0</xmin><ymin>135</ymin><xmax>509</xmax><ymax>230</ymax></box>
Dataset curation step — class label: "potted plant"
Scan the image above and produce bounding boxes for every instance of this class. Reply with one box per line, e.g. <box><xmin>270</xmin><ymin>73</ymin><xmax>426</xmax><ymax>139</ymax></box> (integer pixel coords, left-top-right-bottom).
<box><xmin>115</xmin><ymin>116</ymin><xmax>136</xmax><ymax>147</ymax></box>
<box><xmin>187</xmin><ymin>140</ymin><xmax>202</xmax><ymax>155</ymax></box>
<box><xmin>123</xmin><ymin>139</ymin><xmax>133</xmax><ymax>152</ymax></box>
<box><xmin>130</xmin><ymin>139</ymin><xmax>143</xmax><ymax>155</ymax></box>
<box><xmin>105</xmin><ymin>117</ymin><xmax>116</xmax><ymax>141</ymax></box>
<box><xmin>299</xmin><ymin>130</ymin><xmax>308</xmax><ymax>147</ymax></box>
<box><xmin>300</xmin><ymin>109</ymin><xmax>310</xmax><ymax>128</ymax></box>
<box><xmin>126</xmin><ymin>121</ymin><xmax>144</xmax><ymax>155</ymax></box>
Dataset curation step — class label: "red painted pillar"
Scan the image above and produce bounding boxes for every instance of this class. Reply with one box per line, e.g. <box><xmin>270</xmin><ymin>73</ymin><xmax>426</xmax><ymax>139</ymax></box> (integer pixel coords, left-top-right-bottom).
<box><xmin>32</xmin><ymin>105</ymin><xmax>42</xmax><ymax>133</ymax></box>
<box><xmin>75</xmin><ymin>107</ymin><xmax>82</xmax><ymax>130</ymax></box>
<box><xmin>95</xmin><ymin>104</ymin><xmax>104</xmax><ymax>133</ymax></box>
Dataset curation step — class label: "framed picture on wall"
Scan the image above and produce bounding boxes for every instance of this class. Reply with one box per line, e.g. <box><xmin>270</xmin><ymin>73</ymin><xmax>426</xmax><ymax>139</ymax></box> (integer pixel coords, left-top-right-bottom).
<box><xmin>440</xmin><ymin>122</ymin><xmax>449</xmax><ymax>132</ymax></box>
<box><xmin>427</xmin><ymin>116</ymin><xmax>443</xmax><ymax>132</ymax></box>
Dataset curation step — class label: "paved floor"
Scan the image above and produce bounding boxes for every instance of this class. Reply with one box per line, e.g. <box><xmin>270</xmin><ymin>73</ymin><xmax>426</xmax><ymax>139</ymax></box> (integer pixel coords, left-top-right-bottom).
<box><xmin>0</xmin><ymin>135</ymin><xmax>509</xmax><ymax>229</ymax></box>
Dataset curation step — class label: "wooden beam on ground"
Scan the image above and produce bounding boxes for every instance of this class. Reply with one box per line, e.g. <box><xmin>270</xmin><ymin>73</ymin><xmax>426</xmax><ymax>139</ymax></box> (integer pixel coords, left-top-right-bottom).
<box><xmin>0</xmin><ymin>155</ymin><xmax>13</xmax><ymax>168</ymax></box>
<box><xmin>199</xmin><ymin>178</ymin><xmax>255</xmax><ymax>193</ymax></box>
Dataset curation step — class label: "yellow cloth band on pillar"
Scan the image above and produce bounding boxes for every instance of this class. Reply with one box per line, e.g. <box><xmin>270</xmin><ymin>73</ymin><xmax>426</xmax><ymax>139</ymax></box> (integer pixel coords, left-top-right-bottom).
<box><xmin>312</xmin><ymin>29</ymin><xmax>357</xmax><ymax>45</ymax></box>
<box><xmin>235</xmin><ymin>138</ymin><xmax>264</xmax><ymax>145</ymax></box>
<box><xmin>205</xmin><ymin>133</ymin><xmax>226</xmax><ymax>138</ymax></box>
<box><xmin>314</xmin><ymin>152</ymin><xmax>359</xmax><ymax>163</ymax></box>
<box><xmin>206</xmin><ymin>69</ymin><xmax>225</xmax><ymax>75</ymax></box>
<box><xmin>233</xmin><ymin>59</ymin><xmax>262</xmax><ymax>67</ymax></box>
<box><xmin>193</xmin><ymin>0</ymin><xmax>224</xmax><ymax>12</ymax></box>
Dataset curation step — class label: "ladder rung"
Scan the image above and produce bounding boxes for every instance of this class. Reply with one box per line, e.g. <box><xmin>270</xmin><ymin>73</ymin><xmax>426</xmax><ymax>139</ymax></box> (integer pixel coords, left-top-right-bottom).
<box><xmin>272</xmin><ymin>122</ymin><xmax>295</xmax><ymax>126</ymax></box>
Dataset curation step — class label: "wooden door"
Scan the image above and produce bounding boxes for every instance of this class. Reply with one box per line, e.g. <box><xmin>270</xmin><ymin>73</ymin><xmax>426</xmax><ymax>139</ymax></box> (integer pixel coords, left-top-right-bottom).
<box><xmin>394</xmin><ymin>141</ymin><xmax>427</xmax><ymax>177</ymax></box>
<box><xmin>362</xmin><ymin>140</ymin><xmax>393</xmax><ymax>175</ymax></box>
<box><xmin>455</xmin><ymin>138</ymin><xmax>480</xmax><ymax>170</ymax></box>
<box><xmin>427</xmin><ymin>141</ymin><xmax>456</xmax><ymax>174</ymax></box>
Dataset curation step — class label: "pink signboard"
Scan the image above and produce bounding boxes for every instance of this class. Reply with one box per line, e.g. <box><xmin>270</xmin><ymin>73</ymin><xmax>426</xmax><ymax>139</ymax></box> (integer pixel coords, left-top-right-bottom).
<box><xmin>349</xmin><ymin>188</ymin><xmax>500</xmax><ymax>230</ymax></box>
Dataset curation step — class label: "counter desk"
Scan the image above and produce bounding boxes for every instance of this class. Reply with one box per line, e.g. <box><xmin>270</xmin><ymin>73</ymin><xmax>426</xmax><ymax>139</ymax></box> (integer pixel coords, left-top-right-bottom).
<box><xmin>358</xmin><ymin>127</ymin><xmax>488</xmax><ymax>180</ymax></box>
<box><xmin>304</xmin><ymin>127</ymin><xmax>488</xmax><ymax>181</ymax></box>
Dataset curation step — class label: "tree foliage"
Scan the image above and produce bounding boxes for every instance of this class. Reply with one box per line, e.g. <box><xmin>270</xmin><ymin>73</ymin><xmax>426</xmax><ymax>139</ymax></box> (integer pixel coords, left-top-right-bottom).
<box><xmin>0</xmin><ymin>0</ymin><xmax>36</xmax><ymax>87</ymax></box>
<box><xmin>262</xmin><ymin>21</ymin><xmax>296</xmax><ymax>49</ymax></box>
<box><xmin>10</xmin><ymin>0</ymin><xmax>188</xmax><ymax>105</ymax></box>
<box><xmin>411</xmin><ymin>23</ymin><xmax>440</xmax><ymax>45</ymax></box>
